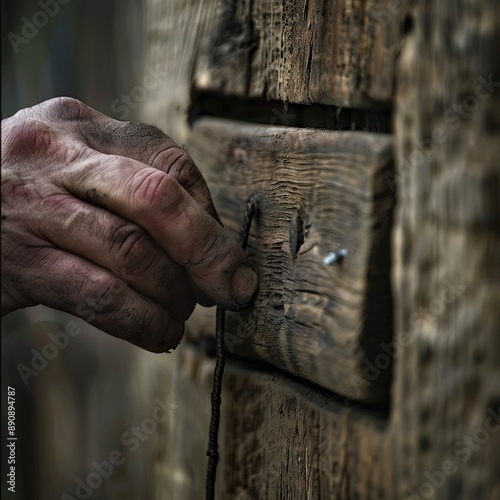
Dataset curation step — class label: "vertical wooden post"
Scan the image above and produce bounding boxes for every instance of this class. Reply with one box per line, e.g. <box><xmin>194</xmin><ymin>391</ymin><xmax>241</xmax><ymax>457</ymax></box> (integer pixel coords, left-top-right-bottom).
<box><xmin>392</xmin><ymin>1</ymin><xmax>500</xmax><ymax>498</ymax></box>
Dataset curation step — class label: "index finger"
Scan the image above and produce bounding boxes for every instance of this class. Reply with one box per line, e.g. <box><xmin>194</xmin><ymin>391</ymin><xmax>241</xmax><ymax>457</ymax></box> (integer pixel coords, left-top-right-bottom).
<box><xmin>67</xmin><ymin>151</ymin><xmax>259</xmax><ymax>310</ymax></box>
<box><xmin>40</xmin><ymin>98</ymin><xmax>220</xmax><ymax>220</ymax></box>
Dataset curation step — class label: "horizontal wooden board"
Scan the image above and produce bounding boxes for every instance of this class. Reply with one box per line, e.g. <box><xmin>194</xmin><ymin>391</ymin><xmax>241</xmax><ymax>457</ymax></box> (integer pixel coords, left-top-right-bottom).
<box><xmin>193</xmin><ymin>0</ymin><xmax>407</xmax><ymax>107</ymax></box>
<box><xmin>152</xmin><ymin>345</ymin><xmax>392</xmax><ymax>499</ymax></box>
<box><xmin>187</xmin><ymin>117</ymin><xmax>395</xmax><ymax>402</ymax></box>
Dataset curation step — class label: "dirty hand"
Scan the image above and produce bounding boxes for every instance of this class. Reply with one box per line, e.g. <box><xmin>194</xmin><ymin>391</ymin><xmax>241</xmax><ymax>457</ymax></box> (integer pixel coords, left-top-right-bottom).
<box><xmin>1</xmin><ymin>97</ymin><xmax>258</xmax><ymax>352</ymax></box>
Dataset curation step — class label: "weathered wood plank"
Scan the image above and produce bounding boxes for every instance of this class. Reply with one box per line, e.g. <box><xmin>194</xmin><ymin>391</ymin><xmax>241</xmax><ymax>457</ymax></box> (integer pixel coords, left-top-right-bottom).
<box><xmin>222</xmin><ymin>363</ymin><xmax>392</xmax><ymax>499</ymax></box>
<box><xmin>186</xmin><ymin>117</ymin><xmax>395</xmax><ymax>402</ymax></box>
<box><xmin>392</xmin><ymin>1</ymin><xmax>500</xmax><ymax>498</ymax></box>
<box><xmin>193</xmin><ymin>0</ymin><xmax>408</xmax><ymax>107</ymax></box>
<box><xmin>153</xmin><ymin>344</ymin><xmax>392</xmax><ymax>499</ymax></box>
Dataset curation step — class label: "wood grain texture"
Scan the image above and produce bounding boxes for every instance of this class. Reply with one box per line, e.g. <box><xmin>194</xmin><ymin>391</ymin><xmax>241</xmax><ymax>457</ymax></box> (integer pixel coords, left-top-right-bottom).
<box><xmin>193</xmin><ymin>0</ymin><xmax>407</xmax><ymax>107</ymax></box>
<box><xmin>139</xmin><ymin>0</ymin><xmax>208</xmax><ymax>143</ymax></box>
<box><xmin>153</xmin><ymin>345</ymin><xmax>392</xmax><ymax>500</ymax></box>
<box><xmin>392</xmin><ymin>1</ymin><xmax>500</xmax><ymax>498</ymax></box>
<box><xmin>222</xmin><ymin>363</ymin><xmax>392</xmax><ymax>500</ymax></box>
<box><xmin>187</xmin><ymin>117</ymin><xmax>395</xmax><ymax>403</ymax></box>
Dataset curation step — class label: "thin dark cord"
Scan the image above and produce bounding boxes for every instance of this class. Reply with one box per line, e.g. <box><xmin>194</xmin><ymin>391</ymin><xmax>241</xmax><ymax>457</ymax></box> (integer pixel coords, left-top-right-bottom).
<box><xmin>206</xmin><ymin>195</ymin><xmax>257</xmax><ymax>500</ymax></box>
<box><xmin>238</xmin><ymin>195</ymin><xmax>257</xmax><ymax>249</ymax></box>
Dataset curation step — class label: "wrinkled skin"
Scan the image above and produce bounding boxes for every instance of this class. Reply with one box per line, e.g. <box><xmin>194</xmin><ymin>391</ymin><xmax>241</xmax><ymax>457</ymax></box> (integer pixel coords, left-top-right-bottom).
<box><xmin>1</xmin><ymin>97</ymin><xmax>258</xmax><ymax>353</ymax></box>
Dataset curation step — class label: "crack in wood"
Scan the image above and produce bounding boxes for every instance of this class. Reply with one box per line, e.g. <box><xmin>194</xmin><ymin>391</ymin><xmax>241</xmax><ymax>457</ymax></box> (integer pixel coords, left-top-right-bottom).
<box><xmin>189</xmin><ymin>92</ymin><xmax>393</xmax><ymax>133</ymax></box>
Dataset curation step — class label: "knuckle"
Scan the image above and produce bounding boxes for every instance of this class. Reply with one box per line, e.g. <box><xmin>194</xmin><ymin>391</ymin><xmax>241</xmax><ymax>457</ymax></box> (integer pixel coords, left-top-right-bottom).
<box><xmin>40</xmin><ymin>96</ymin><xmax>95</xmax><ymax>122</ymax></box>
<box><xmin>50</xmin><ymin>195</ymin><xmax>89</xmax><ymax>230</ymax></box>
<box><xmin>153</xmin><ymin>147</ymin><xmax>193</xmax><ymax>175</ymax></box>
<box><xmin>153</xmin><ymin>150</ymin><xmax>214</xmax><ymax>212</ymax></box>
<box><xmin>109</xmin><ymin>222</ymin><xmax>152</xmax><ymax>276</ymax></box>
<box><xmin>146</xmin><ymin>146</ymin><xmax>219</xmax><ymax>215</ymax></box>
<box><xmin>157</xmin><ymin>150</ymin><xmax>205</xmax><ymax>191</ymax></box>
<box><xmin>2</xmin><ymin>119</ymin><xmax>55</xmax><ymax>162</ymax></box>
<box><xmin>174</xmin><ymin>156</ymin><xmax>203</xmax><ymax>190</ymax></box>
<box><xmin>134</xmin><ymin>170</ymin><xmax>182</xmax><ymax>216</ymax></box>
<box><xmin>77</xmin><ymin>272</ymin><xmax>122</xmax><ymax>313</ymax></box>
<box><xmin>173</xmin><ymin>154</ymin><xmax>197</xmax><ymax>178</ymax></box>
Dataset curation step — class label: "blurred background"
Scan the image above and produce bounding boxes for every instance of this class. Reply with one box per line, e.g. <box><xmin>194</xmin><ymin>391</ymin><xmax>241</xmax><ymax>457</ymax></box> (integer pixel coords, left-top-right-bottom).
<box><xmin>2</xmin><ymin>0</ymin><xmax>144</xmax><ymax>117</ymax></box>
<box><xmin>2</xmin><ymin>1</ymin><xmax>162</xmax><ymax>498</ymax></box>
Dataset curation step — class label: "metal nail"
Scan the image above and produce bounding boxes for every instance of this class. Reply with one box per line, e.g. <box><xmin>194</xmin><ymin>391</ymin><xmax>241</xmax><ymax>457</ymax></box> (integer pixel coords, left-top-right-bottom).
<box><xmin>323</xmin><ymin>248</ymin><xmax>348</xmax><ymax>265</ymax></box>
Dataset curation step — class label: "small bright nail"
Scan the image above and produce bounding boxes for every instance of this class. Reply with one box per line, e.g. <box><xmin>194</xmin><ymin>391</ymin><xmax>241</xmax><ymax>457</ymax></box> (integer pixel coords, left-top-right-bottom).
<box><xmin>323</xmin><ymin>248</ymin><xmax>348</xmax><ymax>265</ymax></box>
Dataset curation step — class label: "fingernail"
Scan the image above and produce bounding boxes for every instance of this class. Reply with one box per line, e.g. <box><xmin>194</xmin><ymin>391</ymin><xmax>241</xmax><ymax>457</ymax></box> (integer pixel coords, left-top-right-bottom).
<box><xmin>231</xmin><ymin>264</ymin><xmax>259</xmax><ymax>307</ymax></box>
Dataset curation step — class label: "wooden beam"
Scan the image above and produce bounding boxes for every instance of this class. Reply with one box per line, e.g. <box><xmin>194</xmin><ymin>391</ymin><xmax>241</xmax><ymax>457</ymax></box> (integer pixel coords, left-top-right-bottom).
<box><xmin>187</xmin><ymin>117</ymin><xmax>395</xmax><ymax>403</ymax></box>
<box><xmin>392</xmin><ymin>1</ymin><xmax>500</xmax><ymax>498</ymax></box>
<box><xmin>193</xmin><ymin>0</ymin><xmax>408</xmax><ymax>107</ymax></box>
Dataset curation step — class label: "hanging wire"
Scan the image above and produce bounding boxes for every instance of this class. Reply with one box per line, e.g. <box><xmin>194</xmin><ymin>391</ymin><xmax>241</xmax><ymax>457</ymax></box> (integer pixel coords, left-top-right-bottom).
<box><xmin>205</xmin><ymin>195</ymin><xmax>258</xmax><ymax>500</ymax></box>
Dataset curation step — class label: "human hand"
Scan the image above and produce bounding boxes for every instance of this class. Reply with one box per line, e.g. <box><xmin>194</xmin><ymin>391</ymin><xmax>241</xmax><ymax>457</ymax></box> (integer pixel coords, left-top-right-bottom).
<box><xmin>1</xmin><ymin>97</ymin><xmax>258</xmax><ymax>352</ymax></box>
